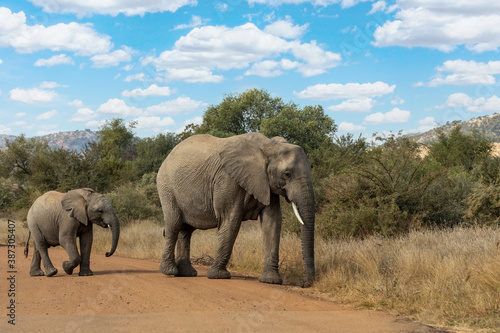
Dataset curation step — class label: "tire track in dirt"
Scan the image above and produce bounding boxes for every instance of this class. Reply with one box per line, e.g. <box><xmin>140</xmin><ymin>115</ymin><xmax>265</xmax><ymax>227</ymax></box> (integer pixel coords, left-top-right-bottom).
<box><xmin>1</xmin><ymin>246</ymin><xmax>441</xmax><ymax>332</ymax></box>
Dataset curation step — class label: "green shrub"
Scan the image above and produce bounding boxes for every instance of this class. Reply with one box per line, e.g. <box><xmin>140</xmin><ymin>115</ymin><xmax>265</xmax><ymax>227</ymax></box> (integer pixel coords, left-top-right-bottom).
<box><xmin>105</xmin><ymin>180</ymin><xmax>162</xmax><ymax>225</ymax></box>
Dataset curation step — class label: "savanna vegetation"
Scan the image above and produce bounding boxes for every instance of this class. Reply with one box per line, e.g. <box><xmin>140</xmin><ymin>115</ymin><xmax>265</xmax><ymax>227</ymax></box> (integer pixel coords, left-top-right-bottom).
<box><xmin>1</xmin><ymin>89</ymin><xmax>499</xmax><ymax>331</ymax></box>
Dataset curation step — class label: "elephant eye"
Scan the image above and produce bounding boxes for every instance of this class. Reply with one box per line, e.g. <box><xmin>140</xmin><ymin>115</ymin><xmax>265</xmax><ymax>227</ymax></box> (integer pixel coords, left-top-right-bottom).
<box><xmin>283</xmin><ymin>171</ymin><xmax>292</xmax><ymax>179</ymax></box>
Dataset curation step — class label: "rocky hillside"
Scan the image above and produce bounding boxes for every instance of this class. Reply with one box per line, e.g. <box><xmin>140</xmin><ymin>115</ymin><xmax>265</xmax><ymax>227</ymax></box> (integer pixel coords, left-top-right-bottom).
<box><xmin>409</xmin><ymin>113</ymin><xmax>500</xmax><ymax>143</ymax></box>
<box><xmin>0</xmin><ymin>129</ymin><xmax>98</xmax><ymax>151</ymax></box>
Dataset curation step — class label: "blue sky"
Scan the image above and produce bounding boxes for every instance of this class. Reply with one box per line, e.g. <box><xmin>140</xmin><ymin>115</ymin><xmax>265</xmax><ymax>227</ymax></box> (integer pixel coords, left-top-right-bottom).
<box><xmin>1</xmin><ymin>0</ymin><xmax>499</xmax><ymax>139</ymax></box>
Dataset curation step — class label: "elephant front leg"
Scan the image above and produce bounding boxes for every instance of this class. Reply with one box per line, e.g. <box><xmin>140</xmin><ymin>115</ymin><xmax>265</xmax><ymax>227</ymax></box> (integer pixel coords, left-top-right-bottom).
<box><xmin>207</xmin><ymin>218</ymin><xmax>242</xmax><ymax>279</ymax></box>
<box><xmin>60</xmin><ymin>233</ymin><xmax>81</xmax><ymax>275</ymax></box>
<box><xmin>78</xmin><ymin>228</ymin><xmax>93</xmax><ymax>276</ymax></box>
<box><xmin>259</xmin><ymin>195</ymin><xmax>283</xmax><ymax>285</ymax></box>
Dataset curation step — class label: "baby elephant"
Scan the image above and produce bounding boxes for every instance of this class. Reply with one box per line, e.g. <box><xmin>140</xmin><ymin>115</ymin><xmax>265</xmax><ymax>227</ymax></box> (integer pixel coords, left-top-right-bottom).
<box><xmin>24</xmin><ymin>188</ymin><xmax>120</xmax><ymax>277</ymax></box>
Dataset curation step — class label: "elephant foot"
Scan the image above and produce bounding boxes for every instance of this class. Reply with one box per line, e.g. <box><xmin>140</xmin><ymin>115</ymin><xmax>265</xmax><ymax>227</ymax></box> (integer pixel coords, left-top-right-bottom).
<box><xmin>207</xmin><ymin>267</ymin><xmax>231</xmax><ymax>279</ymax></box>
<box><xmin>30</xmin><ymin>269</ymin><xmax>45</xmax><ymax>277</ymax></box>
<box><xmin>176</xmin><ymin>259</ymin><xmax>197</xmax><ymax>277</ymax></box>
<box><xmin>259</xmin><ymin>271</ymin><xmax>283</xmax><ymax>285</ymax></box>
<box><xmin>63</xmin><ymin>261</ymin><xmax>75</xmax><ymax>275</ymax></box>
<box><xmin>79</xmin><ymin>269</ymin><xmax>94</xmax><ymax>276</ymax></box>
<box><xmin>45</xmin><ymin>267</ymin><xmax>58</xmax><ymax>277</ymax></box>
<box><xmin>159</xmin><ymin>261</ymin><xmax>178</xmax><ymax>276</ymax></box>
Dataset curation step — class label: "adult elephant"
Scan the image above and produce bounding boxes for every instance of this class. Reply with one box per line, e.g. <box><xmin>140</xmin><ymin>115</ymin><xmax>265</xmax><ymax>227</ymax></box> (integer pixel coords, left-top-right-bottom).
<box><xmin>24</xmin><ymin>188</ymin><xmax>120</xmax><ymax>277</ymax></box>
<box><xmin>157</xmin><ymin>133</ymin><xmax>315</xmax><ymax>286</ymax></box>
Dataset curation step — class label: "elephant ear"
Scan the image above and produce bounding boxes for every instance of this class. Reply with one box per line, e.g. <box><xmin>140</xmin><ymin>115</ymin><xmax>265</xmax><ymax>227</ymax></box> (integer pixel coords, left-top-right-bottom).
<box><xmin>61</xmin><ymin>190</ymin><xmax>88</xmax><ymax>226</ymax></box>
<box><xmin>220</xmin><ymin>138</ymin><xmax>271</xmax><ymax>206</ymax></box>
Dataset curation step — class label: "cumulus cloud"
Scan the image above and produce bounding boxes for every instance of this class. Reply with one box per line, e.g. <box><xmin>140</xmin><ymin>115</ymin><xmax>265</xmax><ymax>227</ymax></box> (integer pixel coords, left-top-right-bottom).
<box><xmin>328</xmin><ymin>98</ymin><xmax>376</xmax><ymax>112</ymax></box>
<box><xmin>34</xmin><ymin>54</ymin><xmax>74</xmax><ymax>67</ymax></box>
<box><xmin>67</xmin><ymin>99</ymin><xmax>84</xmax><ymax>108</ymax></box>
<box><xmin>28</xmin><ymin>0</ymin><xmax>196</xmax><ymax>17</ymax></box>
<box><xmin>152</xmin><ymin>23</ymin><xmax>341</xmax><ymax>81</ymax></box>
<box><xmin>373</xmin><ymin>0</ymin><xmax>500</xmax><ymax>52</ymax></box>
<box><xmin>296</xmin><ymin>81</ymin><xmax>395</xmax><ymax>100</ymax></box>
<box><xmin>425</xmin><ymin>60</ymin><xmax>500</xmax><ymax>86</ymax></box>
<box><xmin>133</xmin><ymin>116</ymin><xmax>175</xmax><ymax>130</ymax></box>
<box><xmin>264</xmin><ymin>16</ymin><xmax>309</xmax><ymax>39</ymax></box>
<box><xmin>0</xmin><ymin>124</ymin><xmax>11</xmax><ymax>134</ymax></box>
<box><xmin>364</xmin><ymin>107</ymin><xmax>411</xmax><ymax>124</ymax></box>
<box><xmin>36</xmin><ymin>109</ymin><xmax>58</xmax><ymax>120</ymax></box>
<box><xmin>0</xmin><ymin>7</ymin><xmax>112</xmax><ymax>55</ymax></box>
<box><xmin>71</xmin><ymin>108</ymin><xmax>97</xmax><ymax>122</ymax></box>
<box><xmin>438</xmin><ymin>93</ymin><xmax>500</xmax><ymax>113</ymax></box>
<box><xmin>9</xmin><ymin>83</ymin><xmax>59</xmax><ymax>103</ymax></box>
<box><xmin>122</xmin><ymin>84</ymin><xmax>174</xmax><ymax>97</ymax></box>
<box><xmin>174</xmin><ymin>15</ymin><xmax>209</xmax><ymax>30</ymax></box>
<box><xmin>247</xmin><ymin>0</ymin><xmax>372</xmax><ymax>9</ymax></box>
<box><xmin>91</xmin><ymin>47</ymin><xmax>134</xmax><ymax>68</ymax></box>
<box><xmin>338</xmin><ymin>122</ymin><xmax>366</xmax><ymax>132</ymax></box>
<box><xmin>144</xmin><ymin>96</ymin><xmax>208</xmax><ymax>115</ymax></box>
<box><xmin>97</xmin><ymin>98</ymin><xmax>143</xmax><ymax>116</ymax></box>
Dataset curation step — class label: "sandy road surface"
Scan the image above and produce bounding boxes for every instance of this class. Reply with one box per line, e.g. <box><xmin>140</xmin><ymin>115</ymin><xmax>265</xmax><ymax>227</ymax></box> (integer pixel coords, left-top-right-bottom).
<box><xmin>1</xmin><ymin>246</ymin><xmax>440</xmax><ymax>333</ymax></box>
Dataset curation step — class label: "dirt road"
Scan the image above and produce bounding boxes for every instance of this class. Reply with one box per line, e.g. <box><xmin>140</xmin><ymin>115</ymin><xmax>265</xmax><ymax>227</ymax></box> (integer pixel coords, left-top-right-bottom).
<box><xmin>1</xmin><ymin>246</ymin><xmax>440</xmax><ymax>332</ymax></box>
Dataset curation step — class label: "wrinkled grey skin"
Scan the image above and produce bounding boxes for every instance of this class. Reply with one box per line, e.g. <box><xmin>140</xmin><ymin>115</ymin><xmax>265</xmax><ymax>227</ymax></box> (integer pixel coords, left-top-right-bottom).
<box><xmin>25</xmin><ymin>188</ymin><xmax>120</xmax><ymax>277</ymax></box>
<box><xmin>157</xmin><ymin>133</ymin><xmax>315</xmax><ymax>286</ymax></box>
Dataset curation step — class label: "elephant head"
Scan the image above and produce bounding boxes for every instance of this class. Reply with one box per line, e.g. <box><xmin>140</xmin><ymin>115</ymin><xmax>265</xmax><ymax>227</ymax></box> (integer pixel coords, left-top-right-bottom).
<box><xmin>61</xmin><ymin>188</ymin><xmax>120</xmax><ymax>257</ymax></box>
<box><xmin>220</xmin><ymin>133</ymin><xmax>315</xmax><ymax>285</ymax></box>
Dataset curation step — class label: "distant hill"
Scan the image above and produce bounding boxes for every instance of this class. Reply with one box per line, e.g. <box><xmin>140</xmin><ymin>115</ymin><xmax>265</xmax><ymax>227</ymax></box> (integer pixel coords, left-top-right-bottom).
<box><xmin>0</xmin><ymin>129</ymin><xmax>98</xmax><ymax>151</ymax></box>
<box><xmin>408</xmin><ymin>113</ymin><xmax>500</xmax><ymax>144</ymax></box>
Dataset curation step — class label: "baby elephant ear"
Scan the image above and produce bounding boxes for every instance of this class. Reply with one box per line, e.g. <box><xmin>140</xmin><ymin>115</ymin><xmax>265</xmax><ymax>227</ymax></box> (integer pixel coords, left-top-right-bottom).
<box><xmin>220</xmin><ymin>138</ymin><xmax>271</xmax><ymax>206</ymax></box>
<box><xmin>61</xmin><ymin>190</ymin><xmax>88</xmax><ymax>226</ymax></box>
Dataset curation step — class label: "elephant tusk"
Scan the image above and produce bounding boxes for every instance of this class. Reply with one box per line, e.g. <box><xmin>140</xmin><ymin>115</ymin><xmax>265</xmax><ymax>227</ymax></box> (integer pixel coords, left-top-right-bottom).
<box><xmin>292</xmin><ymin>202</ymin><xmax>305</xmax><ymax>225</ymax></box>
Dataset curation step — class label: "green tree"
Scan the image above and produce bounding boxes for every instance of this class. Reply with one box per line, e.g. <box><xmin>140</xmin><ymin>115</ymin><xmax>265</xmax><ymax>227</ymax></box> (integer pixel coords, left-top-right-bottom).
<box><xmin>428</xmin><ymin>126</ymin><xmax>493</xmax><ymax>171</ymax></box>
<box><xmin>197</xmin><ymin>89</ymin><xmax>293</xmax><ymax>137</ymax></box>
<box><xmin>97</xmin><ymin>118</ymin><xmax>137</xmax><ymax>162</ymax></box>
<box><xmin>133</xmin><ymin>133</ymin><xmax>180</xmax><ymax>176</ymax></box>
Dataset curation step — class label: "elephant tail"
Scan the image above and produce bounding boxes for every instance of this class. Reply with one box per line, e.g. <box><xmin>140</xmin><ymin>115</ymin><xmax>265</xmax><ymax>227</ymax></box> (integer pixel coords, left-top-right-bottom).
<box><xmin>24</xmin><ymin>231</ymin><xmax>31</xmax><ymax>258</ymax></box>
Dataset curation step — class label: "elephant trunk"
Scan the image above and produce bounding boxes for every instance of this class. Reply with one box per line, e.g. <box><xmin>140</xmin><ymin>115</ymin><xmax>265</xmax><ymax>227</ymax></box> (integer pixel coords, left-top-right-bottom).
<box><xmin>105</xmin><ymin>213</ymin><xmax>120</xmax><ymax>257</ymax></box>
<box><xmin>292</xmin><ymin>180</ymin><xmax>315</xmax><ymax>287</ymax></box>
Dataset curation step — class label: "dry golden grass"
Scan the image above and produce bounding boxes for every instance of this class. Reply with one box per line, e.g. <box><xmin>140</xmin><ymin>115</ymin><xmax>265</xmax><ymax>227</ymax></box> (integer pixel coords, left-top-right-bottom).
<box><xmin>3</xmin><ymin>216</ymin><xmax>499</xmax><ymax>331</ymax></box>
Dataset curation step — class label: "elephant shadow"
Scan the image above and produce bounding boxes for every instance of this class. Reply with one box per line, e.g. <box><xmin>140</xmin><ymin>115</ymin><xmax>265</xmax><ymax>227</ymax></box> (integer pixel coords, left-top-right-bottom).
<box><xmin>91</xmin><ymin>269</ymin><xmax>157</xmax><ymax>276</ymax></box>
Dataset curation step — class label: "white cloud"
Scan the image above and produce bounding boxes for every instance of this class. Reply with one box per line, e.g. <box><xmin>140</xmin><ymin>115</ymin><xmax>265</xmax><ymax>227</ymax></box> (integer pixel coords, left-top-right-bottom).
<box><xmin>245</xmin><ymin>60</ymin><xmax>283</xmax><ymax>77</ymax></box>
<box><xmin>438</xmin><ymin>93</ymin><xmax>500</xmax><ymax>113</ymax></box>
<box><xmin>247</xmin><ymin>0</ymin><xmax>372</xmax><ymax>9</ymax></box>
<box><xmin>296</xmin><ymin>81</ymin><xmax>395</xmax><ymax>100</ymax></box>
<box><xmin>0</xmin><ymin>59</ymin><xmax>3</xmax><ymax>65</ymax></box>
<box><xmin>91</xmin><ymin>47</ymin><xmax>133</xmax><ymax>68</ymax></box>
<box><xmin>373</xmin><ymin>0</ymin><xmax>500</xmax><ymax>52</ymax></box>
<box><xmin>34</xmin><ymin>54</ymin><xmax>74</xmax><ymax>67</ymax></box>
<box><xmin>163</xmin><ymin>68</ymin><xmax>224</xmax><ymax>83</ymax></box>
<box><xmin>67</xmin><ymin>99</ymin><xmax>84</xmax><ymax>108</ymax></box>
<box><xmin>124</xmin><ymin>73</ymin><xmax>147</xmax><ymax>82</ymax></box>
<box><xmin>368</xmin><ymin>1</ymin><xmax>386</xmax><ymax>15</ymax></box>
<box><xmin>153</xmin><ymin>23</ymin><xmax>340</xmax><ymax>81</ymax></box>
<box><xmin>144</xmin><ymin>96</ymin><xmax>207</xmax><ymax>115</ymax></box>
<box><xmin>390</xmin><ymin>96</ymin><xmax>405</xmax><ymax>105</ymax></box>
<box><xmin>15</xmin><ymin>112</ymin><xmax>26</xmax><ymax>117</ymax></box>
<box><xmin>28</xmin><ymin>0</ymin><xmax>196</xmax><ymax>17</ymax></box>
<box><xmin>133</xmin><ymin>116</ymin><xmax>175</xmax><ymax>130</ymax></box>
<box><xmin>364</xmin><ymin>107</ymin><xmax>411</xmax><ymax>124</ymax></box>
<box><xmin>97</xmin><ymin>98</ymin><xmax>143</xmax><ymax>116</ymax></box>
<box><xmin>0</xmin><ymin>124</ymin><xmax>11</xmax><ymax>134</ymax></box>
<box><xmin>338</xmin><ymin>122</ymin><xmax>366</xmax><ymax>132</ymax></box>
<box><xmin>122</xmin><ymin>84</ymin><xmax>174</xmax><ymax>97</ymax></box>
<box><xmin>174</xmin><ymin>15</ymin><xmax>209</xmax><ymax>30</ymax></box>
<box><xmin>328</xmin><ymin>98</ymin><xmax>375</xmax><ymax>112</ymax></box>
<box><xmin>93</xmin><ymin>96</ymin><xmax>206</xmax><ymax>118</ymax></box>
<box><xmin>71</xmin><ymin>108</ymin><xmax>97</xmax><ymax>121</ymax></box>
<box><xmin>426</xmin><ymin>60</ymin><xmax>500</xmax><ymax>86</ymax></box>
<box><xmin>264</xmin><ymin>16</ymin><xmax>309</xmax><ymax>39</ymax></box>
<box><xmin>9</xmin><ymin>87</ymin><xmax>57</xmax><ymax>103</ymax></box>
<box><xmin>0</xmin><ymin>7</ymin><xmax>112</xmax><ymax>55</ymax></box>
<box><xmin>36</xmin><ymin>109</ymin><xmax>58</xmax><ymax>120</ymax></box>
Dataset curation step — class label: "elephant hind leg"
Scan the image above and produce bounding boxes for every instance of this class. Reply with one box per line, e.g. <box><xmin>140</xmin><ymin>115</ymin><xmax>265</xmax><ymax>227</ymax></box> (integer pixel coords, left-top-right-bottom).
<box><xmin>31</xmin><ymin>226</ymin><xmax>58</xmax><ymax>277</ymax></box>
<box><xmin>29</xmin><ymin>242</ymin><xmax>45</xmax><ymax>276</ymax></box>
<box><xmin>159</xmin><ymin>203</ymin><xmax>182</xmax><ymax>276</ymax></box>
<box><xmin>175</xmin><ymin>224</ymin><xmax>197</xmax><ymax>277</ymax></box>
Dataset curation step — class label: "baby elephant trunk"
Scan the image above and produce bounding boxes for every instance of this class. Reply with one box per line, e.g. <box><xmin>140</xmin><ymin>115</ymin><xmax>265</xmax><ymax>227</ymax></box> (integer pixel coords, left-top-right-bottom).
<box><xmin>105</xmin><ymin>213</ymin><xmax>120</xmax><ymax>257</ymax></box>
